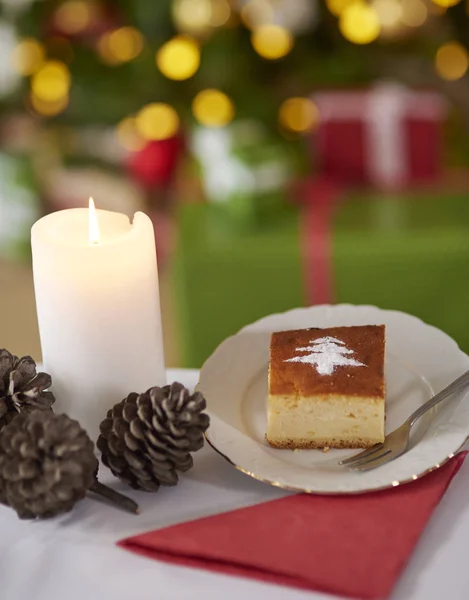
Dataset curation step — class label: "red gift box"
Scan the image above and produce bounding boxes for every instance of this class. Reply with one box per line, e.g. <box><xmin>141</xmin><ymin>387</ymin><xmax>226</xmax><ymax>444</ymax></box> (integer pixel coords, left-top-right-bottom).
<box><xmin>312</xmin><ymin>83</ymin><xmax>447</xmax><ymax>190</ymax></box>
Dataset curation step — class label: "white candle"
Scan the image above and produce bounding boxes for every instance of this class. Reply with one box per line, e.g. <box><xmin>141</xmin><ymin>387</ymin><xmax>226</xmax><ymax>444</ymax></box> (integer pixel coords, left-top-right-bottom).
<box><xmin>31</xmin><ymin>200</ymin><xmax>166</xmax><ymax>440</ymax></box>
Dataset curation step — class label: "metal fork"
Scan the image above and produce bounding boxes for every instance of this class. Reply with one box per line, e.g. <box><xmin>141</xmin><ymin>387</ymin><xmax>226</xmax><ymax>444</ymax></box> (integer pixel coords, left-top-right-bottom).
<box><xmin>339</xmin><ymin>368</ymin><xmax>469</xmax><ymax>471</ymax></box>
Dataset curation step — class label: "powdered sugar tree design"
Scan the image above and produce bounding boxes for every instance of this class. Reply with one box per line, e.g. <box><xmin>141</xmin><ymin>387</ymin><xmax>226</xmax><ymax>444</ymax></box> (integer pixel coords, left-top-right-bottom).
<box><xmin>285</xmin><ymin>336</ymin><xmax>365</xmax><ymax>376</ymax></box>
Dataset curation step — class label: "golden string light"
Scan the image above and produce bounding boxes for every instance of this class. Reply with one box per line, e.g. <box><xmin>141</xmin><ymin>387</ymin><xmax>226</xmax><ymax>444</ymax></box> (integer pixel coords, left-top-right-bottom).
<box><xmin>278</xmin><ymin>98</ymin><xmax>319</xmax><ymax>133</ymax></box>
<box><xmin>401</xmin><ymin>0</ymin><xmax>428</xmax><ymax>27</ymax></box>
<box><xmin>339</xmin><ymin>2</ymin><xmax>381</xmax><ymax>44</ymax></box>
<box><xmin>135</xmin><ymin>103</ymin><xmax>180</xmax><ymax>140</ymax></box>
<box><xmin>116</xmin><ymin>117</ymin><xmax>146</xmax><ymax>152</ymax></box>
<box><xmin>435</xmin><ymin>42</ymin><xmax>469</xmax><ymax>81</ymax></box>
<box><xmin>11</xmin><ymin>38</ymin><xmax>44</xmax><ymax>76</ymax></box>
<box><xmin>251</xmin><ymin>24</ymin><xmax>293</xmax><ymax>60</ymax></box>
<box><xmin>31</xmin><ymin>61</ymin><xmax>71</xmax><ymax>103</ymax></box>
<box><xmin>156</xmin><ymin>35</ymin><xmax>200</xmax><ymax>80</ymax></box>
<box><xmin>54</xmin><ymin>1</ymin><xmax>92</xmax><ymax>35</ymax></box>
<box><xmin>192</xmin><ymin>89</ymin><xmax>235</xmax><ymax>126</ymax></box>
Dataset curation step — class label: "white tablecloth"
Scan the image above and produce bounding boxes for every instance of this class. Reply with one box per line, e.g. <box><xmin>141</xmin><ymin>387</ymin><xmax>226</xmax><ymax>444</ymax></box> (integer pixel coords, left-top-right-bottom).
<box><xmin>1</xmin><ymin>369</ymin><xmax>468</xmax><ymax>600</ymax></box>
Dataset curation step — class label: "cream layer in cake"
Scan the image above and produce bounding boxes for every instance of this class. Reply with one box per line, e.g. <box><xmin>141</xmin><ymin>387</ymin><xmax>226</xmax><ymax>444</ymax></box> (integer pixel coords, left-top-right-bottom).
<box><xmin>266</xmin><ymin>325</ymin><xmax>386</xmax><ymax>450</ymax></box>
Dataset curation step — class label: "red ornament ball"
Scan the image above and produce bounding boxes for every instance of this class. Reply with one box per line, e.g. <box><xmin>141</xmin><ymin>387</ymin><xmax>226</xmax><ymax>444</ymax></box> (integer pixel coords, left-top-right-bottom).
<box><xmin>126</xmin><ymin>137</ymin><xmax>184</xmax><ymax>189</ymax></box>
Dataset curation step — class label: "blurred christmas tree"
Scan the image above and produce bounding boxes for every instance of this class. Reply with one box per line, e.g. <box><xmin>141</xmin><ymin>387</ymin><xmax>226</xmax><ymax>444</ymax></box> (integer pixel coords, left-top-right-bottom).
<box><xmin>0</xmin><ymin>0</ymin><xmax>468</xmax><ymax>239</ymax></box>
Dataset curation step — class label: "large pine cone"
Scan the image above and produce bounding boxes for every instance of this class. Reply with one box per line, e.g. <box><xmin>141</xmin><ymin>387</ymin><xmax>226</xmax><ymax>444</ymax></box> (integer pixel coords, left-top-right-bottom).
<box><xmin>97</xmin><ymin>382</ymin><xmax>210</xmax><ymax>492</ymax></box>
<box><xmin>0</xmin><ymin>349</ymin><xmax>55</xmax><ymax>431</ymax></box>
<box><xmin>0</xmin><ymin>411</ymin><xmax>98</xmax><ymax>519</ymax></box>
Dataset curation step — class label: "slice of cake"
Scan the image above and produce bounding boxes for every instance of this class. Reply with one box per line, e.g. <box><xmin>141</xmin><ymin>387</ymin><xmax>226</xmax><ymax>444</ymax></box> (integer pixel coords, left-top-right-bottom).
<box><xmin>266</xmin><ymin>324</ymin><xmax>385</xmax><ymax>449</ymax></box>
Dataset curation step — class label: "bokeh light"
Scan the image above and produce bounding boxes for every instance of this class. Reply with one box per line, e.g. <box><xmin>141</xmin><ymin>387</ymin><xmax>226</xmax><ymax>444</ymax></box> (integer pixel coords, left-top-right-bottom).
<box><xmin>135</xmin><ymin>103</ymin><xmax>180</xmax><ymax>140</ymax></box>
<box><xmin>339</xmin><ymin>2</ymin><xmax>381</xmax><ymax>45</ymax></box>
<box><xmin>30</xmin><ymin>92</ymin><xmax>69</xmax><ymax>117</ymax></box>
<box><xmin>435</xmin><ymin>42</ymin><xmax>469</xmax><ymax>81</ymax></box>
<box><xmin>251</xmin><ymin>25</ymin><xmax>294</xmax><ymax>60</ymax></box>
<box><xmin>241</xmin><ymin>0</ymin><xmax>274</xmax><ymax>29</ymax></box>
<box><xmin>373</xmin><ymin>0</ymin><xmax>402</xmax><ymax>28</ymax></box>
<box><xmin>11</xmin><ymin>38</ymin><xmax>44</xmax><ymax>76</ymax></box>
<box><xmin>278</xmin><ymin>97</ymin><xmax>318</xmax><ymax>133</ymax></box>
<box><xmin>173</xmin><ymin>0</ymin><xmax>211</xmax><ymax>33</ymax></box>
<box><xmin>210</xmin><ymin>0</ymin><xmax>231</xmax><ymax>26</ymax></box>
<box><xmin>431</xmin><ymin>0</ymin><xmax>461</xmax><ymax>7</ymax></box>
<box><xmin>401</xmin><ymin>0</ymin><xmax>428</xmax><ymax>27</ymax></box>
<box><xmin>31</xmin><ymin>61</ymin><xmax>71</xmax><ymax>103</ymax></box>
<box><xmin>192</xmin><ymin>89</ymin><xmax>235</xmax><ymax>126</ymax></box>
<box><xmin>173</xmin><ymin>0</ymin><xmax>231</xmax><ymax>34</ymax></box>
<box><xmin>97</xmin><ymin>27</ymin><xmax>144</xmax><ymax>65</ymax></box>
<box><xmin>116</xmin><ymin>116</ymin><xmax>146</xmax><ymax>152</ymax></box>
<box><xmin>54</xmin><ymin>1</ymin><xmax>91</xmax><ymax>35</ymax></box>
<box><xmin>97</xmin><ymin>35</ymin><xmax>119</xmax><ymax>65</ymax></box>
<box><xmin>325</xmin><ymin>0</ymin><xmax>356</xmax><ymax>17</ymax></box>
<box><xmin>156</xmin><ymin>35</ymin><xmax>200</xmax><ymax>80</ymax></box>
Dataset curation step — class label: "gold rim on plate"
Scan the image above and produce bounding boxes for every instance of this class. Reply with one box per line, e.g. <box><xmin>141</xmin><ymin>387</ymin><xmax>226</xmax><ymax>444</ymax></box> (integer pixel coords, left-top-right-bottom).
<box><xmin>204</xmin><ymin>429</ymin><xmax>468</xmax><ymax>495</ymax></box>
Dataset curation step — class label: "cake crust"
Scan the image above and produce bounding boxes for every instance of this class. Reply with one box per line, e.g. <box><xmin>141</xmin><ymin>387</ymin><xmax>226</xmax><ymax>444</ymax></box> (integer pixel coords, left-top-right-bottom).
<box><xmin>267</xmin><ymin>437</ymin><xmax>382</xmax><ymax>450</ymax></box>
<box><xmin>269</xmin><ymin>325</ymin><xmax>385</xmax><ymax>399</ymax></box>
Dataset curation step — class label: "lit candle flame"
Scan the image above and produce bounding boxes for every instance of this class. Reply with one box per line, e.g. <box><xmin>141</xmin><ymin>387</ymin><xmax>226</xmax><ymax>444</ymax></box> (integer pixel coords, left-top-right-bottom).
<box><xmin>88</xmin><ymin>197</ymin><xmax>100</xmax><ymax>245</ymax></box>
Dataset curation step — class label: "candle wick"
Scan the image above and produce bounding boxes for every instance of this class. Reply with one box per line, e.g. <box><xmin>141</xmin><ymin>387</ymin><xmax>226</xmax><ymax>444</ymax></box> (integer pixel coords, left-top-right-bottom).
<box><xmin>88</xmin><ymin>197</ymin><xmax>101</xmax><ymax>245</ymax></box>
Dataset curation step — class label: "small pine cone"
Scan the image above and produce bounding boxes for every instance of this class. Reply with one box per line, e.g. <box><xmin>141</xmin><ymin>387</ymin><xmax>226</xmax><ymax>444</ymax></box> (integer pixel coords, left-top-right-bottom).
<box><xmin>97</xmin><ymin>382</ymin><xmax>210</xmax><ymax>492</ymax></box>
<box><xmin>0</xmin><ymin>411</ymin><xmax>98</xmax><ymax>519</ymax></box>
<box><xmin>0</xmin><ymin>349</ymin><xmax>55</xmax><ymax>431</ymax></box>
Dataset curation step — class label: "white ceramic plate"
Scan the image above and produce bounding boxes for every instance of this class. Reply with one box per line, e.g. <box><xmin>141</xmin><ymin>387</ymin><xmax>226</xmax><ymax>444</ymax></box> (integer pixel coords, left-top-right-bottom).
<box><xmin>199</xmin><ymin>305</ymin><xmax>469</xmax><ymax>494</ymax></box>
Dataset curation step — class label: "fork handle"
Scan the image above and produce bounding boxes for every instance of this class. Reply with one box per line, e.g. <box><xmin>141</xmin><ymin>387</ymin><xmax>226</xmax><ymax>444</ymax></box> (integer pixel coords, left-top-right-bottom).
<box><xmin>407</xmin><ymin>368</ymin><xmax>469</xmax><ymax>427</ymax></box>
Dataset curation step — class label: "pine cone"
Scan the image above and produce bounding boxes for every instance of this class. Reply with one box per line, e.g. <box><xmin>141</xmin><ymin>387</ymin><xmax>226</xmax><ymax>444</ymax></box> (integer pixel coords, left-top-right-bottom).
<box><xmin>0</xmin><ymin>411</ymin><xmax>98</xmax><ymax>519</ymax></box>
<box><xmin>0</xmin><ymin>349</ymin><xmax>55</xmax><ymax>431</ymax></box>
<box><xmin>97</xmin><ymin>382</ymin><xmax>210</xmax><ymax>492</ymax></box>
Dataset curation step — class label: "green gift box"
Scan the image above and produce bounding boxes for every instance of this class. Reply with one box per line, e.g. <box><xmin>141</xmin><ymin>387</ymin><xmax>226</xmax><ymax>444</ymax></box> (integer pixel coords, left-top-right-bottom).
<box><xmin>172</xmin><ymin>192</ymin><xmax>469</xmax><ymax>368</ymax></box>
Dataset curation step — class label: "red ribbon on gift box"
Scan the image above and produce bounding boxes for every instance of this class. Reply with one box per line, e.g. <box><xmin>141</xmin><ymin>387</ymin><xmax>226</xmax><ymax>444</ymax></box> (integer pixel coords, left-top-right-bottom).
<box><xmin>295</xmin><ymin>176</ymin><xmax>342</xmax><ymax>306</ymax></box>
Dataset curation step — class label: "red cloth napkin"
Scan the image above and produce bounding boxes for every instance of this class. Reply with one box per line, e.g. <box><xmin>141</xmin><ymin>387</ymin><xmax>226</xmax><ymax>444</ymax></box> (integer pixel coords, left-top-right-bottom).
<box><xmin>119</xmin><ymin>453</ymin><xmax>466</xmax><ymax>600</ymax></box>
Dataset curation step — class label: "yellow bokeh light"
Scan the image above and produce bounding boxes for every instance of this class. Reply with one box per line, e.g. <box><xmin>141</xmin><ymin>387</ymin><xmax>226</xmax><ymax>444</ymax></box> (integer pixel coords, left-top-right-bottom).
<box><xmin>54</xmin><ymin>1</ymin><xmax>91</xmax><ymax>35</ymax></box>
<box><xmin>135</xmin><ymin>103</ymin><xmax>180</xmax><ymax>141</ymax></box>
<box><xmin>192</xmin><ymin>89</ymin><xmax>235</xmax><ymax>127</ymax></box>
<box><xmin>251</xmin><ymin>25</ymin><xmax>294</xmax><ymax>60</ymax></box>
<box><xmin>11</xmin><ymin>38</ymin><xmax>44</xmax><ymax>76</ymax></box>
<box><xmin>30</xmin><ymin>93</ymin><xmax>69</xmax><ymax>117</ymax></box>
<box><xmin>97</xmin><ymin>28</ymin><xmax>144</xmax><ymax>65</ymax></box>
<box><xmin>116</xmin><ymin>117</ymin><xmax>146</xmax><ymax>152</ymax></box>
<box><xmin>373</xmin><ymin>0</ymin><xmax>402</xmax><ymax>27</ymax></box>
<box><xmin>210</xmin><ymin>0</ymin><xmax>231</xmax><ymax>26</ymax></box>
<box><xmin>31</xmin><ymin>61</ymin><xmax>71</xmax><ymax>103</ymax></box>
<box><xmin>173</xmin><ymin>0</ymin><xmax>212</xmax><ymax>32</ymax></box>
<box><xmin>435</xmin><ymin>42</ymin><xmax>469</xmax><ymax>81</ymax></box>
<box><xmin>97</xmin><ymin>34</ymin><xmax>120</xmax><ymax>65</ymax></box>
<box><xmin>172</xmin><ymin>0</ymin><xmax>231</xmax><ymax>34</ymax></box>
<box><xmin>241</xmin><ymin>0</ymin><xmax>274</xmax><ymax>29</ymax></box>
<box><xmin>339</xmin><ymin>2</ymin><xmax>381</xmax><ymax>44</ymax></box>
<box><xmin>156</xmin><ymin>35</ymin><xmax>200</xmax><ymax>80</ymax></box>
<box><xmin>325</xmin><ymin>0</ymin><xmax>356</xmax><ymax>16</ymax></box>
<box><xmin>401</xmin><ymin>0</ymin><xmax>428</xmax><ymax>27</ymax></box>
<box><xmin>108</xmin><ymin>27</ymin><xmax>144</xmax><ymax>62</ymax></box>
<box><xmin>431</xmin><ymin>0</ymin><xmax>461</xmax><ymax>7</ymax></box>
<box><xmin>279</xmin><ymin>97</ymin><xmax>319</xmax><ymax>133</ymax></box>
